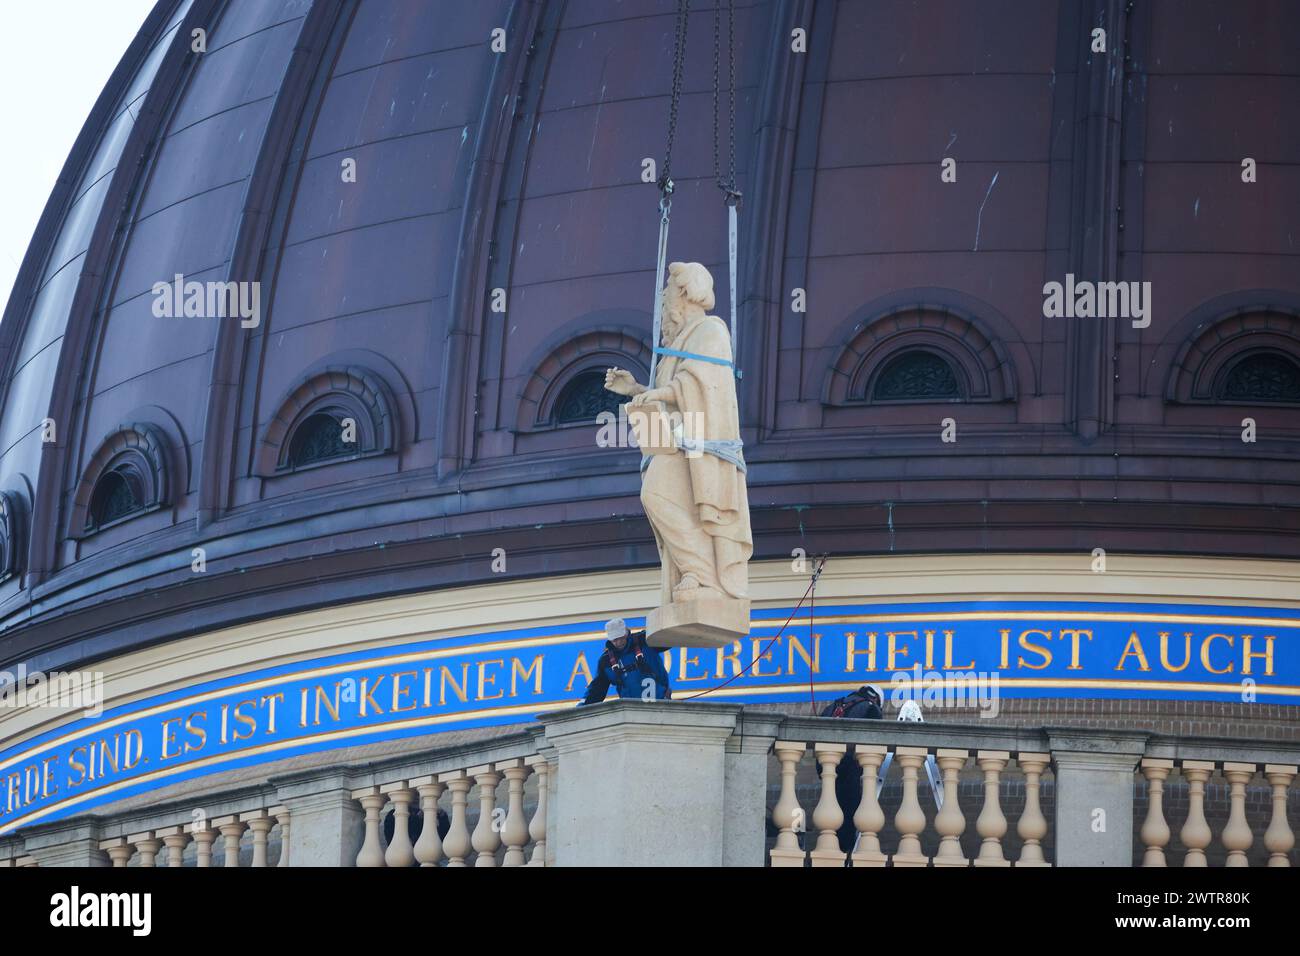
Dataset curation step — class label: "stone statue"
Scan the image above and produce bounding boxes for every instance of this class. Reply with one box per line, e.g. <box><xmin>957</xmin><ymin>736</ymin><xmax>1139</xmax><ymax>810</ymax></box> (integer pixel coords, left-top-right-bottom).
<box><xmin>604</xmin><ymin>262</ymin><xmax>752</xmax><ymax>647</ymax></box>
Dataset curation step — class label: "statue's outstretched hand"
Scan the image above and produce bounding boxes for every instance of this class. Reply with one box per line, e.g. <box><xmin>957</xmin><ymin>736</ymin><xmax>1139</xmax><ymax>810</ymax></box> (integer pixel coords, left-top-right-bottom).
<box><xmin>630</xmin><ymin>386</ymin><xmax>670</xmax><ymax>406</ymax></box>
<box><xmin>604</xmin><ymin>367</ymin><xmax>643</xmax><ymax>396</ymax></box>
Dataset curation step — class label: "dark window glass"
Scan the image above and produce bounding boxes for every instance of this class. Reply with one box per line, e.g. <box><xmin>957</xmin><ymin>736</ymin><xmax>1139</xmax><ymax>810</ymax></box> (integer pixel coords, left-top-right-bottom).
<box><xmin>288</xmin><ymin>412</ymin><xmax>352</xmax><ymax>467</ymax></box>
<box><xmin>1220</xmin><ymin>352</ymin><xmax>1300</xmax><ymax>404</ymax></box>
<box><xmin>871</xmin><ymin>350</ymin><xmax>961</xmax><ymax>401</ymax></box>
<box><xmin>88</xmin><ymin>468</ymin><xmax>142</xmax><ymax>528</ymax></box>
<box><xmin>552</xmin><ymin>369</ymin><xmax>625</xmax><ymax>424</ymax></box>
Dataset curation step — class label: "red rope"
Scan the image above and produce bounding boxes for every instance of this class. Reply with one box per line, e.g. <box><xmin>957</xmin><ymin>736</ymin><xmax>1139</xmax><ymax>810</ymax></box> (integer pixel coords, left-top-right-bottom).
<box><xmin>808</xmin><ymin>562</ymin><xmax>817</xmax><ymax>714</ymax></box>
<box><xmin>680</xmin><ymin>556</ymin><xmax>827</xmax><ymax>702</ymax></box>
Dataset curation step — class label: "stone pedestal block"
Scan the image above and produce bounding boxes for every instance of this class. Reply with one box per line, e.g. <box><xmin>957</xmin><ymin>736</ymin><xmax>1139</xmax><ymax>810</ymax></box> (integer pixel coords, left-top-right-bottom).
<box><xmin>647</xmin><ymin>597</ymin><xmax>750</xmax><ymax>648</ymax></box>
<box><xmin>1049</xmin><ymin>729</ymin><xmax>1147</xmax><ymax>867</ymax></box>
<box><xmin>20</xmin><ymin>816</ymin><xmax>108</xmax><ymax>867</ymax></box>
<box><xmin>541</xmin><ymin>700</ymin><xmax>745</xmax><ymax>866</ymax></box>
<box><xmin>272</xmin><ymin>771</ymin><xmax>364</xmax><ymax>867</ymax></box>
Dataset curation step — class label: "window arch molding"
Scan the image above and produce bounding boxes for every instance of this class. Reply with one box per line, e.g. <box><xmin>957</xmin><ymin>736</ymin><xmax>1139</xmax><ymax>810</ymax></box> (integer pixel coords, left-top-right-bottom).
<box><xmin>71</xmin><ymin>423</ymin><xmax>170</xmax><ymax>537</ymax></box>
<box><xmin>516</xmin><ymin>324</ymin><xmax>652</xmax><ymax>431</ymax></box>
<box><xmin>0</xmin><ymin>490</ymin><xmax>24</xmax><ymax>584</ymax></box>
<box><xmin>256</xmin><ymin>365</ymin><xmax>399</xmax><ymax>475</ymax></box>
<box><xmin>823</xmin><ymin>302</ymin><xmax>1017</xmax><ymax>406</ymax></box>
<box><xmin>1163</xmin><ymin>303</ymin><xmax>1300</xmax><ymax>405</ymax></box>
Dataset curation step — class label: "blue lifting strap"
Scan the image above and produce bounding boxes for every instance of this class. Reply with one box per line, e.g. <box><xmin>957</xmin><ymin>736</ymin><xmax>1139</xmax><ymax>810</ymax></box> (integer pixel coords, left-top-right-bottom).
<box><xmin>653</xmin><ymin>346</ymin><xmax>734</xmax><ymax>368</ymax></box>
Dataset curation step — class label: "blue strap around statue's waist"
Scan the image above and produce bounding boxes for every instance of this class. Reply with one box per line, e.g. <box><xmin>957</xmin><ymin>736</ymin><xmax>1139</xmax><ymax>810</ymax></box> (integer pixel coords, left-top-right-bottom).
<box><xmin>654</xmin><ymin>346</ymin><xmax>734</xmax><ymax>368</ymax></box>
<box><xmin>640</xmin><ymin>438</ymin><xmax>747</xmax><ymax>475</ymax></box>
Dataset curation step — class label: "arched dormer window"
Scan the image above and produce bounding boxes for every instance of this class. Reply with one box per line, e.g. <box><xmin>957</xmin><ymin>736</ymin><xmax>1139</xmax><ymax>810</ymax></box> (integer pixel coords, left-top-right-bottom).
<box><xmin>515</xmin><ymin>325</ymin><xmax>652</xmax><ymax>432</ymax></box>
<box><xmin>255</xmin><ymin>366</ymin><xmax>398</xmax><ymax>476</ymax></box>
<box><xmin>1217</xmin><ymin>351</ymin><xmax>1300</xmax><ymax>404</ymax></box>
<box><xmin>72</xmin><ymin>424</ymin><xmax>170</xmax><ymax>537</ymax></box>
<box><xmin>551</xmin><ymin>368</ymin><xmax>625</xmax><ymax>425</ymax></box>
<box><xmin>88</xmin><ymin>467</ymin><xmax>145</xmax><ymax>528</ymax></box>
<box><xmin>869</xmin><ymin>349</ymin><xmax>963</xmax><ymax>402</ymax></box>
<box><xmin>0</xmin><ymin>491</ymin><xmax>22</xmax><ymax>584</ymax></box>
<box><xmin>824</xmin><ymin>305</ymin><xmax>1015</xmax><ymax>407</ymax></box>
<box><xmin>1164</xmin><ymin>309</ymin><xmax>1300</xmax><ymax>406</ymax></box>
<box><xmin>286</xmin><ymin>410</ymin><xmax>355</xmax><ymax>467</ymax></box>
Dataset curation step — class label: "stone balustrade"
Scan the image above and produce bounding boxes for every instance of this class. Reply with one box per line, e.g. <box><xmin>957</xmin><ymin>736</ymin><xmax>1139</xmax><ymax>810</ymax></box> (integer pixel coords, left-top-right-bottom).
<box><xmin>347</xmin><ymin>728</ymin><xmax>552</xmax><ymax>867</ymax></box>
<box><xmin>350</xmin><ymin>752</ymin><xmax>552</xmax><ymax>867</ymax></box>
<box><xmin>769</xmin><ymin>728</ymin><xmax>1053</xmax><ymax>868</ymax></box>
<box><xmin>95</xmin><ymin>803</ymin><xmax>290</xmax><ymax>868</ymax></box>
<box><xmin>767</xmin><ymin>717</ymin><xmax>1300</xmax><ymax>868</ymax></box>
<box><xmin>3</xmin><ymin>704</ymin><xmax>1295</xmax><ymax>867</ymax></box>
<box><xmin>81</xmin><ymin>780</ymin><xmax>287</xmax><ymax>868</ymax></box>
<box><xmin>1138</xmin><ymin>757</ymin><xmax>1298</xmax><ymax>867</ymax></box>
<box><xmin>4</xmin><ymin>726</ymin><xmax>550</xmax><ymax>867</ymax></box>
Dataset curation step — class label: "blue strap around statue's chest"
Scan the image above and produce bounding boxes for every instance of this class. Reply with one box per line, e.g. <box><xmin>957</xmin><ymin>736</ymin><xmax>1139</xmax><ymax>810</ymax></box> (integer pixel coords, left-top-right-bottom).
<box><xmin>654</xmin><ymin>346</ymin><xmax>734</xmax><ymax>368</ymax></box>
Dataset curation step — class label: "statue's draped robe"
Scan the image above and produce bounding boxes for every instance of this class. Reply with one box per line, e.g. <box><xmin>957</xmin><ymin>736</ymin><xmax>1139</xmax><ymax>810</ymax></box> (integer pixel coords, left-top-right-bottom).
<box><xmin>640</xmin><ymin>313</ymin><xmax>752</xmax><ymax>602</ymax></box>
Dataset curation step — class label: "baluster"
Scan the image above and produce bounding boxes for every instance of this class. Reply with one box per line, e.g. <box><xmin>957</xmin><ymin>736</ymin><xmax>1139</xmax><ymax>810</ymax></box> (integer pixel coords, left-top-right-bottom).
<box><xmin>809</xmin><ymin>743</ymin><xmax>847</xmax><ymax>866</ymax></box>
<box><xmin>243</xmin><ymin>809</ymin><xmax>273</xmax><ymax>868</ymax></box>
<box><xmin>892</xmin><ymin>746</ymin><xmax>930</xmax><ymax>867</ymax></box>
<box><xmin>851</xmin><ymin>745</ymin><xmax>888</xmax><ymax>867</ymax></box>
<box><xmin>191</xmin><ymin>824</ymin><xmax>217</xmax><ymax>867</ymax></box>
<box><xmin>128</xmin><ymin>831</ymin><xmax>161</xmax><ymax>867</ymax></box>
<box><xmin>1263</xmin><ymin>764</ymin><xmax>1296</xmax><ymax>867</ymax></box>
<box><xmin>157</xmin><ymin>825</ymin><xmax>188</xmax><ymax>867</ymax></box>
<box><xmin>1139</xmin><ymin>758</ymin><xmax>1174</xmax><ymax>866</ymax></box>
<box><xmin>525</xmin><ymin>754</ymin><xmax>549</xmax><ymax>867</ymax></box>
<box><xmin>770</xmin><ymin>741</ymin><xmax>808</xmax><ymax>866</ymax></box>
<box><xmin>1015</xmin><ymin>753</ymin><xmax>1051</xmax><ymax>867</ymax></box>
<box><xmin>1179</xmin><ymin>760</ymin><xmax>1215</xmax><ymax>867</ymax></box>
<box><xmin>1221</xmin><ymin>762</ymin><xmax>1256</xmax><ymax>867</ymax></box>
<box><xmin>351</xmin><ymin>787</ymin><xmax>387</xmax><ymax>867</ymax></box>
<box><xmin>974</xmin><ymin>750</ymin><xmax>1010</xmax><ymax>866</ymax></box>
<box><xmin>382</xmin><ymin>784</ymin><xmax>416</xmax><ymax>868</ymax></box>
<box><xmin>100</xmin><ymin>837</ymin><xmax>134</xmax><ymax>868</ymax></box>
<box><xmin>410</xmin><ymin>775</ymin><xmax>445</xmax><ymax>867</ymax></box>
<box><xmin>499</xmin><ymin>759</ymin><xmax>531</xmax><ymax>867</ymax></box>
<box><xmin>442</xmin><ymin>771</ymin><xmax>472</xmax><ymax>867</ymax></box>
<box><xmin>214</xmin><ymin>816</ymin><xmax>246</xmax><ymax>868</ymax></box>
<box><xmin>270</xmin><ymin>806</ymin><xmax>290</xmax><ymax>867</ymax></box>
<box><xmin>933</xmin><ymin>749</ymin><xmax>969</xmax><ymax>866</ymax></box>
<box><xmin>469</xmin><ymin>764</ymin><xmax>502</xmax><ymax>867</ymax></box>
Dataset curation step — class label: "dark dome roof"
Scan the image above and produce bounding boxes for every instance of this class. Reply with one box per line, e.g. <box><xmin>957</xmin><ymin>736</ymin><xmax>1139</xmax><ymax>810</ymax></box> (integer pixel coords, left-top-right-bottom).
<box><xmin>1</xmin><ymin>0</ymin><xmax>1298</xmax><ymax>671</ymax></box>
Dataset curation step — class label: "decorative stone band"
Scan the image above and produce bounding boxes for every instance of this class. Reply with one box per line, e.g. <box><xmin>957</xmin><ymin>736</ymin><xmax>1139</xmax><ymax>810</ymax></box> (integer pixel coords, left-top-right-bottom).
<box><xmin>1</xmin><ymin>598</ymin><xmax>1298</xmax><ymax>837</ymax></box>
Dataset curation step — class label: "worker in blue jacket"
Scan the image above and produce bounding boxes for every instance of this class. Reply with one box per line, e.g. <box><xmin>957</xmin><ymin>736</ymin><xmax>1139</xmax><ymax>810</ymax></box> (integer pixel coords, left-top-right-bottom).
<box><xmin>580</xmin><ymin>618</ymin><xmax>671</xmax><ymax>704</ymax></box>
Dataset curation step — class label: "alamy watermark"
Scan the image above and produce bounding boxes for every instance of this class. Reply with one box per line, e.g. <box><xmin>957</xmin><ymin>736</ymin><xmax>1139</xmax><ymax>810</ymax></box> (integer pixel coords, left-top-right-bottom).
<box><xmin>889</xmin><ymin>664</ymin><xmax>1001</xmax><ymax>719</ymax></box>
<box><xmin>1042</xmin><ymin>273</ymin><xmax>1151</xmax><ymax>329</ymax></box>
<box><xmin>0</xmin><ymin>663</ymin><xmax>103</xmax><ymax>718</ymax></box>
<box><xmin>151</xmin><ymin>274</ymin><xmax>260</xmax><ymax>328</ymax></box>
<box><xmin>50</xmin><ymin>886</ymin><xmax>151</xmax><ymax>936</ymax></box>
<box><xmin>596</xmin><ymin>405</ymin><xmax>707</xmax><ymax>458</ymax></box>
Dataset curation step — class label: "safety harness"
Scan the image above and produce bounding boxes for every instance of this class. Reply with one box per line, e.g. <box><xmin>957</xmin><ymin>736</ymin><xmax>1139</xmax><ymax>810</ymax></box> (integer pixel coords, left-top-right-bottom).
<box><xmin>823</xmin><ymin>686</ymin><xmax>880</xmax><ymax>718</ymax></box>
<box><xmin>826</xmin><ymin>691</ymin><xmax>867</xmax><ymax>719</ymax></box>
<box><xmin>603</xmin><ymin>632</ymin><xmax>653</xmax><ymax>686</ymax></box>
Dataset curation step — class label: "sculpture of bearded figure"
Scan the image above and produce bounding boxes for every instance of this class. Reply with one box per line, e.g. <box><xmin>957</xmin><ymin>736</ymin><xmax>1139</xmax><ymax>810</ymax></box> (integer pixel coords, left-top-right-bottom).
<box><xmin>604</xmin><ymin>262</ymin><xmax>753</xmax><ymax>646</ymax></box>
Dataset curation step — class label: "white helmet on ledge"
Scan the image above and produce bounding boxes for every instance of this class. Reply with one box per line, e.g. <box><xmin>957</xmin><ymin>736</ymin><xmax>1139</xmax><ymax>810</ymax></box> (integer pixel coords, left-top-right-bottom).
<box><xmin>897</xmin><ymin>699</ymin><xmax>924</xmax><ymax>722</ymax></box>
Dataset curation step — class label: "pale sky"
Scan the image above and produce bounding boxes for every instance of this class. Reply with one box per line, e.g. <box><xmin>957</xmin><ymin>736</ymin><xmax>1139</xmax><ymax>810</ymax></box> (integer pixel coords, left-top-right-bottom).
<box><xmin>0</xmin><ymin>0</ymin><xmax>158</xmax><ymax>317</ymax></box>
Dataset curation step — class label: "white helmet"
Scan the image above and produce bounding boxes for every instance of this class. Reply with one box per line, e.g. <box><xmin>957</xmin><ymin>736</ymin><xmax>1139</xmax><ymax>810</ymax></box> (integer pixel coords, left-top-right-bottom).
<box><xmin>897</xmin><ymin>700</ymin><xmax>924</xmax><ymax>722</ymax></box>
<box><xmin>604</xmin><ymin>618</ymin><xmax>629</xmax><ymax>641</ymax></box>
